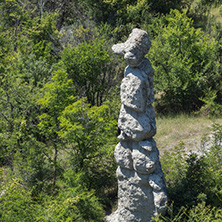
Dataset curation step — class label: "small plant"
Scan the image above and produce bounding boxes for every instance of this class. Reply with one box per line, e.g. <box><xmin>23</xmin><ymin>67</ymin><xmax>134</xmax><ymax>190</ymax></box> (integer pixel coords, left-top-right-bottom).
<box><xmin>200</xmin><ymin>88</ymin><xmax>222</xmax><ymax>116</ymax></box>
<box><xmin>159</xmin><ymin>123</ymin><xmax>222</xmax><ymax>220</ymax></box>
<box><xmin>154</xmin><ymin>202</ymin><xmax>222</xmax><ymax>222</ymax></box>
<box><xmin>36</xmin><ymin>170</ymin><xmax>105</xmax><ymax>222</ymax></box>
<box><xmin>0</xmin><ymin>178</ymin><xmax>38</xmax><ymax>222</ymax></box>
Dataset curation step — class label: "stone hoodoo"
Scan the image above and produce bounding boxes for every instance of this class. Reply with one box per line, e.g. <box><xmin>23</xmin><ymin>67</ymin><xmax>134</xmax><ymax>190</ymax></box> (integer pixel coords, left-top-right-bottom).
<box><xmin>106</xmin><ymin>28</ymin><xmax>168</xmax><ymax>222</ymax></box>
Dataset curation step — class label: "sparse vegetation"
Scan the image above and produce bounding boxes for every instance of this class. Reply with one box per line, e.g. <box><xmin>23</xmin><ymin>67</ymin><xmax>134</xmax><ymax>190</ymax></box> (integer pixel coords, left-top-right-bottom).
<box><xmin>155</xmin><ymin>114</ymin><xmax>222</xmax><ymax>153</ymax></box>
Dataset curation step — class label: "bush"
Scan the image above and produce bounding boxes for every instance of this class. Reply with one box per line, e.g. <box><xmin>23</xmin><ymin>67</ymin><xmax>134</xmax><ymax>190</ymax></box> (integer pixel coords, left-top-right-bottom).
<box><xmin>159</xmin><ymin>123</ymin><xmax>222</xmax><ymax>220</ymax></box>
<box><xmin>199</xmin><ymin>88</ymin><xmax>222</xmax><ymax>116</ymax></box>
<box><xmin>154</xmin><ymin>202</ymin><xmax>222</xmax><ymax>222</ymax></box>
<box><xmin>149</xmin><ymin>9</ymin><xmax>221</xmax><ymax>113</ymax></box>
<box><xmin>37</xmin><ymin>171</ymin><xmax>104</xmax><ymax>222</ymax></box>
<box><xmin>60</xmin><ymin>38</ymin><xmax>113</xmax><ymax>106</ymax></box>
<box><xmin>0</xmin><ymin>178</ymin><xmax>38</xmax><ymax>222</ymax></box>
<box><xmin>0</xmin><ymin>174</ymin><xmax>105</xmax><ymax>222</ymax></box>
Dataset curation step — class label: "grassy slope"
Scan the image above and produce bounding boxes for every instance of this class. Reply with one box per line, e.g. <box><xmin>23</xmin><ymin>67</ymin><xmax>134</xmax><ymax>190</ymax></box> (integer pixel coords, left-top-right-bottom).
<box><xmin>190</xmin><ymin>0</ymin><xmax>222</xmax><ymax>28</ymax></box>
<box><xmin>154</xmin><ymin>114</ymin><xmax>222</xmax><ymax>154</ymax></box>
<box><xmin>210</xmin><ymin>6</ymin><xmax>222</xmax><ymax>24</ymax></box>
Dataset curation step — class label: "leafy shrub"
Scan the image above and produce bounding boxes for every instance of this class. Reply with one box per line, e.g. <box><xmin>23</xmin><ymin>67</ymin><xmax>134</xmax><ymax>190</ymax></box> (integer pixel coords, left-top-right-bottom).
<box><xmin>154</xmin><ymin>202</ymin><xmax>222</xmax><ymax>222</ymax></box>
<box><xmin>159</xmin><ymin>123</ymin><xmax>222</xmax><ymax>220</ymax></box>
<box><xmin>58</xmin><ymin>97</ymin><xmax>117</xmax><ymax>199</ymax></box>
<box><xmin>0</xmin><ymin>175</ymin><xmax>104</xmax><ymax>222</ymax></box>
<box><xmin>60</xmin><ymin>39</ymin><xmax>113</xmax><ymax>106</ymax></box>
<box><xmin>37</xmin><ymin>171</ymin><xmax>104</xmax><ymax>222</ymax></box>
<box><xmin>161</xmin><ymin>141</ymin><xmax>188</xmax><ymax>187</ymax></box>
<box><xmin>0</xmin><ymin>178</ymin><xmax>38</xmax><ymax>222</ymax></box>
<box><xmin>199</xmin><ymin>88</ymin><xmax>222</xmax><ymax>116</ymax></box>
<box><xmin>39</xmin><ymin>188</ymin><xmax>104</xmax><ymax>222</ymax></box>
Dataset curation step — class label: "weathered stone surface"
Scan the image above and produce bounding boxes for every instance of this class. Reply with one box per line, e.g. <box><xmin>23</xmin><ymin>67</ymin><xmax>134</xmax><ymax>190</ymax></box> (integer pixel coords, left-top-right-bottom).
<box><xmin>132</xmin><ymin>142</ymin><xmax>158</xmax><ymax>175</ymax></box>
<box><xmin>114</xmin><ymin>142</ymin><xmax>133</xmax><ymax>170</ymax></box>
<box><xmin>116</xmin><ymin>168</ymin><xmax>155</xmax><ymax>222</ymax></box>
<box><xmin>118</xmin><ymin>104</ymin><xmax>156</xmax><ymax>141</ymax></box>
<box><xmin>106</xmin><ymin>28</ymin><xmax>167</xmax><ymax>222</ymax></box>
<box><xmin>112</xmin><ymin>28</ymin><xmax>151</xmax><ymax>68</ymax></box>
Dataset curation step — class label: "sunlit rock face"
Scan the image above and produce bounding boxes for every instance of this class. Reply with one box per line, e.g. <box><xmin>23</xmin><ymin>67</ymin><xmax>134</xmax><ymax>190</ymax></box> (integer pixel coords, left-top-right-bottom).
<box><xmin>106</xmin><ymin>29</ymin><xmax>167</xmax><ymax>222</ymax></box>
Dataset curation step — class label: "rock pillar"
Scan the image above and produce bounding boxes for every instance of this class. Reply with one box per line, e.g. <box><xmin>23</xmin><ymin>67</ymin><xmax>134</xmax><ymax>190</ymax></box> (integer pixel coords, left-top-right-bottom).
<box><xmin>106</xmin><ymin>29</ymin><xmax>167</xmax><ymax>222</ymax></box>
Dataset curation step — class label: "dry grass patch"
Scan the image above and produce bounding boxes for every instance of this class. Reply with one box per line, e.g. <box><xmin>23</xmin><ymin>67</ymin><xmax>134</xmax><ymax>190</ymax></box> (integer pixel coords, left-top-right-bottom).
<box><xmin>209</xmin><ymin>5</ymin><xmax>222</xmax><ymax>25</ymax></box>
<box><xmin>154</xmin><ymin>114</ymin><xmax>222</xmax><ymax>154</ymax></box>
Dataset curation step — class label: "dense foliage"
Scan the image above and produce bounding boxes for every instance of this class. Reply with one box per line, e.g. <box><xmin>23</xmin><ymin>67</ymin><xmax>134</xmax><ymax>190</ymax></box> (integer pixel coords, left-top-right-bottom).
<box><xmin>149</xmin><ymin>9</ymin><xmax>221</xmax><ymax>113</ymax></box>
<box><xmin>0</xmin><ymin>0</ymin><xmax>222</xmax><ymax>221</ymax></box>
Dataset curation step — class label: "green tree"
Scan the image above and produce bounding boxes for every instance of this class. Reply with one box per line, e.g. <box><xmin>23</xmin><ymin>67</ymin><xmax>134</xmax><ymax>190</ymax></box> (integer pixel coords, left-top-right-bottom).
<box><xmin>38</xmin><ymin>68</ymin><xmax>117</xmax><ymax>200</ymax></box>
<box><xmin>60</xmin><ymin>39</ymin><xmax>114</xmax><ymax>106</ymax></box>
<box><xmin>0</xmin><ymin>4</ymin><xmax>58</xmax><ymax>191</ymax></box>
<box><xmin>58</xmin><ymin>98</ymin><xmax>117</xmax><ymax>193</ymax></box>
<box><xmin>38</xmin><ymin>69</ymin><xmax>76</xmax><ymax>188</ymax></box>
<box><xmin>149</xmin><ymin>9</ymin><xmax>221</xmax><ymax>113</ymax></box>
<box><xmin>0</xmin><ymin>51</ymin><xmax>52</xmax><ymax>191</ymax></box>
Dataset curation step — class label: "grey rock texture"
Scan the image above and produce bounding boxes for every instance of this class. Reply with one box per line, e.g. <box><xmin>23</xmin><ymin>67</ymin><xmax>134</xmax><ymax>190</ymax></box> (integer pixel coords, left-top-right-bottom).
<box><xmin>106</xmin><ymin>29</ymin><xmax>167</xmax><ymax>222</ymax></box>
<box><xmin>112</xmin><ymin>28</ymin><xmax>151</xmax><ymax>68</ymax></box>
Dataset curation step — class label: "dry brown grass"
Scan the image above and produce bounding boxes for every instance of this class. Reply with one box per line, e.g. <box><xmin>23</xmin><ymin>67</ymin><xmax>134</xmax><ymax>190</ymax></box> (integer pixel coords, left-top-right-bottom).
<box><xmin>209</xmin><ymin>6</ymin><xmax>222</xmax><ymax>25</ymax></box>
<box><xmin>154</xmin><ymin>114</ymin><xmax>222</xmax><ymax>154</ymax></box>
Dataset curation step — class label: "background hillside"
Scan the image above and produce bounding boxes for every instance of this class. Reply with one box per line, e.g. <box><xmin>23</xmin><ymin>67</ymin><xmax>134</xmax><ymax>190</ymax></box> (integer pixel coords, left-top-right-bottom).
<box><xmin>0</xmin><ymin>0</ymin><xmax>222</xmax><ymax>221</ymax></box>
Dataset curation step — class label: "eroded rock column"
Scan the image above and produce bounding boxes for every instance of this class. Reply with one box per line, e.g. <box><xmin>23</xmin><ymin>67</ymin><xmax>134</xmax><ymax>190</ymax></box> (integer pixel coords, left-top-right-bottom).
<box><xmin>106</xmin><ymin>29</ymin><xmax>167</xmax><ymax>222</ymax></box>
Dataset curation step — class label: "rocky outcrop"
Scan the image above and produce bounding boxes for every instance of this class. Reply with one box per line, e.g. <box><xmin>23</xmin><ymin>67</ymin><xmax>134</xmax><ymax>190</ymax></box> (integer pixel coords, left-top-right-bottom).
<box><xmin>106</xmin><ymin>29</ymin><xmax>167</xmax><ymax>222</ymax></box>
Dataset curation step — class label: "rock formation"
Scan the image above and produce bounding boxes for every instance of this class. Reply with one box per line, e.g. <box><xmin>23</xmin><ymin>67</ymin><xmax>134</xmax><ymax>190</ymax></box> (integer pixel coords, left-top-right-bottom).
<box><xmin>106</xmin><ymin>29</ymin><xmax>168</xmax><ymax>222</ymax></box>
